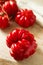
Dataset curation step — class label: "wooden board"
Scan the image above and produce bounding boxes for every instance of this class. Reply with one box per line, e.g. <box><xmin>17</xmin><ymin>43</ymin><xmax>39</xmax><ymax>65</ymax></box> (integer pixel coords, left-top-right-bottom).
<box><xmin>0</xmin><ymin>22</ymin><xmax>43</xmax><ymax>65</ymax></box>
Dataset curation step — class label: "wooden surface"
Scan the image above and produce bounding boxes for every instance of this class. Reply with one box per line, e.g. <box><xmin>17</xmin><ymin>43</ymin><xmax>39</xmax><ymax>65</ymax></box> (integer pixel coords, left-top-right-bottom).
<box><xmin>0</xmin><ymin>21</ymin><xmax>43</xmax><ymax>65</ymax></box>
